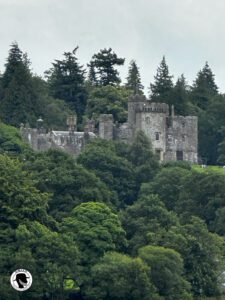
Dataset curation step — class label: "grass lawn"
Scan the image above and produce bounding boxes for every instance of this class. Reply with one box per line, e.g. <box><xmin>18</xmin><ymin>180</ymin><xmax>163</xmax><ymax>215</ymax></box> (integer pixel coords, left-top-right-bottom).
<box><xmin>192</xmin><ymin>164</ymin><xmax>225</xmax><ymax>175</ymax></box>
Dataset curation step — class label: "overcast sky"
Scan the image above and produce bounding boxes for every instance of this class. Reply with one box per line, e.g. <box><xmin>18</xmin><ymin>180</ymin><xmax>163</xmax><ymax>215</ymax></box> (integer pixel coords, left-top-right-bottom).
<box><xmin>0</xmin><ymin>0</ymin><xmax>225</xmax><ymax>94</ymax></box>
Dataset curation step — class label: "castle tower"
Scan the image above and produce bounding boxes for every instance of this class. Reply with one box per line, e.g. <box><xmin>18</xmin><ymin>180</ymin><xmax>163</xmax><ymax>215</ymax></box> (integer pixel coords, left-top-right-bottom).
<box><xmin>165</xmin><ymin>114</ymin><xmax>198</xmax><ymax>163</ymax></box>
<box><xmin>128</xmin><ymin>96</ymin><xmax>169</xmax><ymax>161</ymax></box>
<box><xmin>128</xmin><ymin>94</ymin><xmax>147</xmax><ymax>126</ymax></box>
<box><xmin>99</xmin><ymin>114</ymin><xmax>114</xmax><ymax>140</ymax></box>
<box><xmin>67</xmin><ymin>115</ymin><xmax>77</xmax><ymax>134</ymax></box>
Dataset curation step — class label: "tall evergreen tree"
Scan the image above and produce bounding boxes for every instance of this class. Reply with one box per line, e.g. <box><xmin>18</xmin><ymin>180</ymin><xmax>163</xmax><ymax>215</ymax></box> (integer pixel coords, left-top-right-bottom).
<box><xmin>191</xmin><ymin>62</ymin><xmax>218</xmax><ymax>110</ymax></box>
<box><xmin>125</xmin><ymin>60</ymin><xmax>144</xmax><ymax>94</ymax></box>
<box><xmin>150</xmin><ymin>56</ymin><xmax>173</xmax><ymax>104</ymax></box>
<box><xmin>46</xmin><ymin>47</ymin><xmax>87</xmax><ymax>123</ymax></box>
<box><xmin>172</xmin><ymin>74</ymin><xmax>189</xmax><ymax>115</ymax></box>
<box><xmin>0</xmin><ymin>72</ymin><xmax>3</xmax><ymax>102</ymax></box>
<box><xmin>0</xmin><ymin>42</ymin><xmax>40</xmax><ymax>126</ymax></box>
<box><xmin>89</xmin><ymin>48</ymin><xmax>125</xmax><ymax>86</ymax></box>
<box><xmin>87</xmin><ymin>61</ymin><xmax>97</xmax><ymax>86</ymax></box>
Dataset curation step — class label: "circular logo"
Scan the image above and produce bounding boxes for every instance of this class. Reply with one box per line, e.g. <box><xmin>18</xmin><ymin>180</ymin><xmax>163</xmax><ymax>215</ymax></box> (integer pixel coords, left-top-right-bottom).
<box><xmin>10</xmin><ymin>269</ymin><xmax>32</xmax><ymax>291</ymax></box>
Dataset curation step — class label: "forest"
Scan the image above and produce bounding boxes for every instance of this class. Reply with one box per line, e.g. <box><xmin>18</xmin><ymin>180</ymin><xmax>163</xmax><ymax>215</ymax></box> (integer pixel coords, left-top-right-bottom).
<box><xmin>1</xmin><ymin>42</ymin><xmax>225</xmax><ymax>299</ymax></box>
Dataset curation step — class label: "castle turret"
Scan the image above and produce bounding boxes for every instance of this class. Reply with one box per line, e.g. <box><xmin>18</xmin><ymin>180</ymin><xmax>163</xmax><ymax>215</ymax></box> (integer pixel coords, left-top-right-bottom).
<box><xmin>67</xmin><ymin>115</ymin><xmax>77</xmax><ymax>134</ymax></box>
<box><xmin>128</xmin><ymin>94</ymin><xmax>147</xmax><ymax>126</ymax></box>
<box><xmin>99</xmin><ymin>114</ymin><xmax>114</xmax><ymax>140</ymax></box>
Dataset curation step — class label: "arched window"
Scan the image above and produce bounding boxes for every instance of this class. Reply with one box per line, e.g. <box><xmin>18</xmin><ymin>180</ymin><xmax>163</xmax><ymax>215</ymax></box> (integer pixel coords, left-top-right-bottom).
<box><xmin>155</xmin><ymin>132</ymin><xmax>160</xmax><ymax>140</ymax></box>
<box><xmin>145</xmin><ymin>117</ymin><xmax>150</xmax><ymax>124</ymax></box>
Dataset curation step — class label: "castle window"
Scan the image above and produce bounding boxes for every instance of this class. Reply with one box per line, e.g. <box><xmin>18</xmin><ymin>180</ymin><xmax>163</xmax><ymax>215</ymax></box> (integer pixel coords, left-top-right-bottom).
<box><xmin>155</xmin><ymin>132</ymin><xmax>160</xmax><ymax>140</ymax></box>
<box><xmin>145</xmin><ymin>117</ymin><xmax>150</xmax><ymax>124</ymax></box>
<box><xmin>155</xmin><ymin>149</ymin><xmax>161</xmax><ymax>160</ymax></box>
<box><xmin>176</xmin><ymin>151</ymin><xmax>183</xmax><ymax>161</ymax></box>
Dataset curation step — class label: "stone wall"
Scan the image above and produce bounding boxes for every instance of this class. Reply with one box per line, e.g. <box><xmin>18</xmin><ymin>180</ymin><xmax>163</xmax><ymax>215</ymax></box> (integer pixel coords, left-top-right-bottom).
<box><xmin>21</xmin><ymin>126</ymin><xmax>96</xmax><ymax>157</ymax></box>
<box><xmin>99</xmin><ymin>114</ymin><xmax>114</xmax><ymax>140</ymax></box>
<box><xmin>135</xmin><ymin>111</ymin><xmax>167</xmax><ymax>159</ymax></box>
<box><xmin>115</xmin><ymin>123</ymin><xmax>133</xmax><ymax>143</ymax></box>
<box><xmin>165</xmin><ymin>116</ymin><xmax>198</xmax><ymax>163</ymax></box>
<box><xmin>20</xmin><ymin>97</ymin><xmax>198</xmax><ymax>164</ymax></box>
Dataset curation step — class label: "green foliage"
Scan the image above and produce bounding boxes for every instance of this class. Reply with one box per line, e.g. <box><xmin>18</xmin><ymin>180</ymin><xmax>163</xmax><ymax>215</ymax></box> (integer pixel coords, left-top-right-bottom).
<box><xmin>0</xmin><ymin>154</ymin><xmax>79</xmax><ymax>299</ymax></box>
<box><xmin>139</xmin><ymin>245</ymin><xmax>192</xmax><ymax>300</ymax></box>
<box><xmin>0</xmin><ymin>154</ymin><xmax>50</xmax><ymax>227</ymax></box>
<box><xmin>46</xmin><ymin>47</ymin><xmax>87</xmax><ymax>123</ymax></box>
<box><xmin>181</xmin><ymin>217</ymin><xmax>224</xmax><ymax>297</ymax></box>
<box><xmin>172</xmin><ymin>74</ymin><xmax>189</xmax><ymax>115</ymax></box>
<box><xmin>177</xmin><ymin>170</ymin><xmax>225</xmax><ymax>232</ymax></box>
<box><xmin>89</xmin><ymin>48</ymin><xmax>125</xmax><ymax>86</ymax></box>
<box><xmin>162</xmin><ymin>160</ymin><xmax>192</xmax><ymax>170</ymax></box>
<box><xmin>13</xmin><ymin>222</ymin><xmax>79</xmax><ymax>300</ymax></box>
<box><xmin>84</xmin><ymin>252</ymin><xmax>161</xmax><ymax>300</ymax></box>
<box><xmin>0</xmin><ymin>122</ymin><xmax>29</xmax><ymax>154</ymax></box>
<box><xmin>150</xmin><ymin>56</ymin><xmax>174</xmax><ymax>104</ymax></box>
<box><xmin>217</xmin><ymin>140</ymin><xmax>225</xmax><ymax>165</ymax></box>
<box><xmin>0</xmin><ymin>43</ymin><xmax>42</xmax><ymax>126</ymax></box>
<box><xmin>61</xmin><ymin>202</ymin><xmax>127</xmax><ymax>284</ymax></box>
<box><xmin>197</xmin><ymin>94</ymin><xmax>225</xmax><ymax>164</ymax></box>
<box><xmin>121</xmin><ymin>194</ymin><xmax>178</xmax><ymax>254</ymax></box>
<box><xmin>145</xmin><ymin>165</ymin><xmax>225</xmax><ymax>235</ymax></box>
<box><xmin>125</xmin><ymin>60</ymin><xmax>144</xmax><ymax>94</ymax></box>
<box><xmin>128</xmin><ymin>130</ymin><xmax>160</xmax><ymax>184</ymax></box>
<box><xmin>142</xmin><ymin>167</ymin><xmax>190</xmax><ymax>210</ymax></box>
<box><xmin>31</xmin><ymin>76</ymin><xmax>74</xmax><ymax>130</ymax></box>
<box><xmin>24</xmin><ymin>149</ymin><xmax>113</xmax><ymax>220</ymax></box>
<box><xmin>77</xmin><ymin>138</ymin><xmax>136</xmax><ymax>206</ymax></box>
<box><xmin>86</xmin><ymin>85</ymin><xmax>132</xmax><ymax>123</ymax></box>
<box><xmin>191</xmin><ymin>62</ymin><xmax>218</xmax><ymax>110</ymax></box>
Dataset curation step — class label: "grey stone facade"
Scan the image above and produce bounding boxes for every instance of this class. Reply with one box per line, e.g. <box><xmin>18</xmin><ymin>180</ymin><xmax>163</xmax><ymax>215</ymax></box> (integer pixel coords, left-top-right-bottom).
<box><xmin>21</xmin><ymin>95</ymin><xmax>198</xmax><ymax>163</ymax></box>
<box><xmin>99</xmin><ymin>94</ymin><xmax>198</xmax><ymax>163</ymax></box>
<box><xmin>20</xmin><ymin>120</ymin><xmax>96</xmax><ymax>157</ymax></box>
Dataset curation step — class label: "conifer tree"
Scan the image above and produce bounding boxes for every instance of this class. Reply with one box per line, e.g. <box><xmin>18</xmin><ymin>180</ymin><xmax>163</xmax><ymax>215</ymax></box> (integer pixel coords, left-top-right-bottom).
<box><xmin>89</xmin><ymin>48</ymin><xmax>125</xmax><ymax>86</ymax></box>
<box><xmin>149</xmin><ymin>56</ymin><xmax>173</xmax><ymax>104</ymax></box>
<box><xmin>0</xmin><ymin>42</ymin><xmax>39</xmax><ymax>126</ymax></box>
<box><xmin>172</xmin><ymin>74</ymin><xmax>189</xmax><ymax>115</ymax></box>
<box><xmin>126</xmin><ymin>60</ymin><xmax>144</xmax><ymax>94</ymax></box>
<box><xmin>191</xmin><ymin>62</ymin><xmax>218</xmax><ymax>110</ymax></box>
<box><xmin>87</xmin><ymin>61</ymin><xmax>97</xmax><ymax>86</ymax></box>
<box><xmin>46</xmin><ymin>47</ymin><xmax>87</xmax><ymax>123</ymax></box>
<box><xmin>0</xmin><ymin>72</ymin><xmax>3</xmax><ymax>101</ymax></box>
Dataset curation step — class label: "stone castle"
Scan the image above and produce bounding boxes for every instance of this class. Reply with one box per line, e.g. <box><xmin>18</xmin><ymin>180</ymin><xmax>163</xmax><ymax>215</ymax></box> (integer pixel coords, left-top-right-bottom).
<box><xmin>21</xmin><ymin>94</ymin><xmax>198</xmax><ymax>163</ymax></box>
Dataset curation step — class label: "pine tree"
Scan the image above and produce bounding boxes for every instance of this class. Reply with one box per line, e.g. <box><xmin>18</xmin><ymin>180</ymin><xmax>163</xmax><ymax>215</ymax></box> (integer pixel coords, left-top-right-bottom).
<box><xmin>89</xmin><ymin>48</ymin><xmax>125</xmax><ymax>86</ymax></box>
<box><xmin>46</xmin><ymin>47</ymin><xmax>87</xmax><ymax>123</ymax></box>
<box><xmin>0</xmin><ymin>42</ymin><xmax>39</xmax><ymax>126</ymax></box>
<box><xmin>125</xmin><ymin>60</ymin><xmax>144</xmax><ymax>94</ymax></box>
<box><xmin>149</xmin><ymin>56</ymin><xmax>173</xmax><ymax>104</ymax></box>
<box><xmin>0</xmin><ymin>71</ymin><xmax>3</xmax><ymax>102</ymax></box>
<box><xmin>172</xmin><ymin>74</ymin><xmax>189</xmax><ymax>115</ymax></box>
<box><xmin>191</xmin><ymin>62</ymin><xmax>218</xmax><ymax>110</ymax></box>
<box><xmin>87</xmin><ymin>61</ymin><xmax>97</xmax><ymax>86</ymax></box>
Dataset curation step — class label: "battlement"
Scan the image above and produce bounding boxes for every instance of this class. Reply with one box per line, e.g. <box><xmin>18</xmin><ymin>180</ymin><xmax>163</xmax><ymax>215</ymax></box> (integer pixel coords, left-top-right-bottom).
<box><xmin>99</xmin><ymin>114</ymin><xmax>114</xmax><ymax>122</ymax></box>
<box><xmin>129</xmin><ymin>95</ymin><xmax>169</xmax><ymax>114</ymax></box>
<box><xmin>136</xmin><ymin>102</ymin><xmax>169</xmax><ymax>114</ymax></box>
